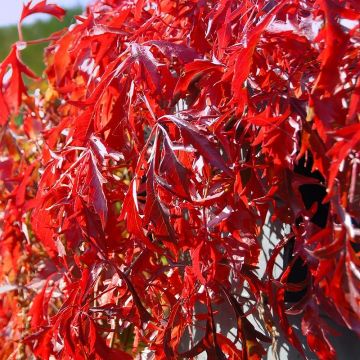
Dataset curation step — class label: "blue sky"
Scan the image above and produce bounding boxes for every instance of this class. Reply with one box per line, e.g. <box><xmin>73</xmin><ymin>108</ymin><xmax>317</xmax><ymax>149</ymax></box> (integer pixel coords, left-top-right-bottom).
<box><xmin>0</xmin><ymin>0</ymin><xmax>89</xmax><ymax>26</ymax></box>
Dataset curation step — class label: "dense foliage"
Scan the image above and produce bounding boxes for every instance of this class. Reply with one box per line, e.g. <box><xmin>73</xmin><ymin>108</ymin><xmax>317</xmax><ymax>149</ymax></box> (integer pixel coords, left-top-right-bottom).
<box><xmin>0</xmin><ymin>0</ymin><xmax>359</xmax><ymax>359</ymax></box>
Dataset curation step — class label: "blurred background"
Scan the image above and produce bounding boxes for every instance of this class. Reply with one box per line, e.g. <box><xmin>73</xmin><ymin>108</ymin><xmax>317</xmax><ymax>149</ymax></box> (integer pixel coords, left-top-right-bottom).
<box><xmin>0</xmin><ymin>0</ymin><xmax>90</xmax><ymax>74</ymax></box>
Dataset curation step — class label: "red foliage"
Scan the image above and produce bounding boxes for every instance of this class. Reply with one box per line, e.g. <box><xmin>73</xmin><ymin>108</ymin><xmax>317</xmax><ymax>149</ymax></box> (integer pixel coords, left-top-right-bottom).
<box><xmin>0</xmin><ymin>0</ymin><xmax>359</xmax><ymax>359</ymax></box>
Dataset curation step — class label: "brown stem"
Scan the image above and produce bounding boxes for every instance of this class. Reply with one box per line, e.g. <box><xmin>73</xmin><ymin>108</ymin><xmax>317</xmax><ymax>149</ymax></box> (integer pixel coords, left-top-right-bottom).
<box><xmin>17</xmin><ymin>22</ymin><xmax>23</xmax><ymax>42</ymax></box>
<box><xmin>24</xmin><ymin>36</ymin><xmax>60</xmax><ymax>45</ymax></box>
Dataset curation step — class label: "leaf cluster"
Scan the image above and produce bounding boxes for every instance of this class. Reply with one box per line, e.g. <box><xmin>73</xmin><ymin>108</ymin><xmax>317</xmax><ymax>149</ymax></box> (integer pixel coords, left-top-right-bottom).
<box><xmin>0</xmin><ymin>0</ymin><xmax>359</xmax><ymax>359</ymax></box>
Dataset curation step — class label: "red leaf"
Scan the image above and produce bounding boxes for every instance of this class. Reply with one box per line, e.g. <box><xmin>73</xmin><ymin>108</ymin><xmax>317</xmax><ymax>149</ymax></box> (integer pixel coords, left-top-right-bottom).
<box><xmin>149</xmin><ymin>40</ymin><xmax>199</xmax><ymax>64</ymax></box>
<box><xmin>85</xmin><ymin>153</ymin><xmax>108</xmax><ymax>229</ymax></box>
<box><xmin>158</xmin><ymin>131</ymin><xmax>192</xmax><ymax>200</ymax></box>
<box><xmin>120</xmin><ymin>178</ymin><xmax>159</xmax><ymax>252</ymax></box>
<box><xmin>144</xmin><ymin>161</ymin><xmax>176</xmax><ymax>241</ymax></box>
<box><xmin>228</xmin><ymin>2</ymin><xmax>284</xmax><ymax>104</ymax></box>
<box><xmin>20</xmin><ymin>1</ymin><xmax>66</xmax><ymax>23</ymax></box>
<box><xmin>160</xmin><ymin>115</ymin><xmax>232</xmax><ymax>176</ymax></box>
<box><xmin>302</xmin><ymin>304</ymin><xmax>336</xmax><ymax>360</ymax></box>
<box><xmin>174</xmin><ymin>60</ymin><xmax>223</xmax><ymax>96</ymax></box>
<box><xmin>0</xmin><ymin>46</ymin><xmax>36</xmax><ymax>120</ymax></box>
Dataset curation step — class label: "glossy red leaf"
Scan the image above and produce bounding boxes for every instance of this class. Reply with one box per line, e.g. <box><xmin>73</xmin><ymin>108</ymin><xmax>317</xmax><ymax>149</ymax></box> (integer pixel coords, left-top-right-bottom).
<box><xmin>20</xmin><ymin>1</ymin><xmax>66</xmax><ymax>23</ymax></box>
